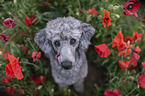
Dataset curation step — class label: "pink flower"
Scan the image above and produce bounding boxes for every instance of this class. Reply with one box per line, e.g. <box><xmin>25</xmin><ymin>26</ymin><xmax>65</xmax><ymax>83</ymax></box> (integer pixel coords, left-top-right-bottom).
<box><xmin>42</xmin><ymin>2</ymin><xmax>52</xmax><ymax>6</ymax></box>
<box><xmin>3</xmin><ymin>18</ymin><xmax>16</xmax><ymax>28</ymax></box>
<box><xmin>32</xmin><ymin>51</ymin><xmax>41</xmax><ymax>62</ymax></box>
<box><xmin>142</xmin><ymin>62</ymin><xmax>145</xmax><ymax>68</ymax></box>
<box><xmin>1</xmin><ymin>77</ymin><xmax>12</xmax><ymax>85</ymax></box>
<box><xmin>0</xmin><ymin>34</ymin><xmax>9</xmax><ymax>43</ymax></box>
<box><xmin>104</xmin><ymin>89</ymin><xmax>121</xmax><ymax>96</ymax></box>
<box><xmin>5</xmin><ymin>86</ymin><xmax>16</xmax><ymax>95</ymax></box>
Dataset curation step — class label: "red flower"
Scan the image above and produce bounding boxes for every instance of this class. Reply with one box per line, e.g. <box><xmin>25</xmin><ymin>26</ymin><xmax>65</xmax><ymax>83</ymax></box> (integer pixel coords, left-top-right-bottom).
<box><xmin>30</xmin><ymin>75</ymin><xmax>46</xmax><ymax>84</ymax></box>
<box><xmin>24</xmin><ymin>48</ymin><xmax>29</xmax><ymax>55</ymax></box>
<box><xmin>142</xmin><ymin>62</ymin><xmax>145</xmax><ymax>68</ymax></box>
<box><xmin>134</xmin><ymin>46</ymin><xmax>141</xmax><ymax>53</ymax></box>
<box><xmin>94</xmin><ymin>43</ymin><xmax>111</xmax><ymax>57</ymax></box>
<box><xmin>118</xmin><ymin>60</ymin><xmax>131</xmax><ymax>70</ymax></box>
<box><xmin>124</xmin><ymin>36</ymin><xmax>134</xmax><ymax>43</ymax></box>
<box><xmin>138</xmin><ymin>75</ymin><xmax>145</xmax><ymax>88</ymax></box>
<box><xmin>25</xmin><ymin>16</ymin><xmax>36</xmax><ymax>26</ymax></box>
<box><xmin>32</xmin><ymin>51</ymin><xmax>41</xmax><ymax>62</ymax></box>
<box><xmin>123</xmin><ymin>0</ymin><xmax>141</xmax><ymax>17</ymax></box>
<box><xmin>118</xmin><ymin>48</ymin><xmax>132</xmax><ymax>57</ymax></box>
<box><xmin>21</xmin><ymin>30</ymin><xmax>26</xmax><ymax>36</ymax></box>
<box><xmin>0</xmin><ymin>34</ymin><xmax>9</xmax><ymax>43</ymax></box>
<box><xmin>3</xmin><ymin>18</ymin><xmax>16</xmax><ymax>28</ymax></box>
<box><xmin>132</xmin><ymin>46</ymin><xmax>141</xmax><ymax>60</ymax></box>
<box><xmin>5</xmin><ymin>86</ymin><xmax>16</xmax><ymax>95</ymax></box>
<box><xmin>103</xmin><ymin>10</ymin><xmax>111</xmax><ymax>27</ymax></box>
<box><xmin>104</xmin><ymin>89</ymin><xmax>121</xmax><ymax>96</ymax></box>
<box><xmin>133</xmin><ymin>31</ymin><xmax>142</xmax><ymax>41</ymax></box>
<box><xmin>88</xmin><ymin>8</ymin><xmax>98</xmax><ymax>16</ymax></box>
<box><xmin>17</xmin><ymin>88</ymin><xmax>25</xmax><ymax>95</ymax></box>
<box><xmin>5</xmin><ymin>54</ymin><xmax>24</xmax><ymax>79</ymax></box>
<box><xmin>130</xmin><ymin>56</ymin><xmax>138</xmax><ymax>69</ymax></box>
<box><xmin>42</xmin><ymin>2</ymin><xmax>52</xmax><ymax>6</ymax></box>
<box><xmin>1</xmin><ymin>77</ymin><xmax>12</xmax><ymax>85</ymax></box>
<box><xmin>112</xmin><ymin>31</ymin><xmax>124</xmax><ymax>48</ymax></box>
<box><xmin>142</xmin><ymin>16</ymin><xmax>145</xmax><ymax>25</ymax></box>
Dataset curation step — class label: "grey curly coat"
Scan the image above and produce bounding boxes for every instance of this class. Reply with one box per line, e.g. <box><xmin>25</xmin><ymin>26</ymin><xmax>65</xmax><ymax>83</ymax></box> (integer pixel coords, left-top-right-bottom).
<box><xmin>34</xmin><ymin>16</ymin><xmax>95</xmax><ymax>93</ymax></box>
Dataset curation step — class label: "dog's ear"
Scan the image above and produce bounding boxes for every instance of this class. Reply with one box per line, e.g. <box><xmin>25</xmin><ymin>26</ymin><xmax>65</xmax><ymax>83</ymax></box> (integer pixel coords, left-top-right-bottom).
<box><xmin>34</xmin><ymin>29</ymin><xmax>53</xmax><ymax>54</ymax></box>
<box><xmin>79</xmin><ymin>23</ymin><xmax>95</xmax><ymax>51</ymax></box>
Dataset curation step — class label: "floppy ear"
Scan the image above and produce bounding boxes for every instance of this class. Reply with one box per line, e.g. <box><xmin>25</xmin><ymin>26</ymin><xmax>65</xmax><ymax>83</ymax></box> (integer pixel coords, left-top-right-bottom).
<box><xmin>79</xmin><ymin>23</ymin><xmax>95</xmax><ymax>51</ymax></box>
<box><xmin>34</xmin><ymin>29</ymin><xmax>53</xmax><ymax>54</ymax></box>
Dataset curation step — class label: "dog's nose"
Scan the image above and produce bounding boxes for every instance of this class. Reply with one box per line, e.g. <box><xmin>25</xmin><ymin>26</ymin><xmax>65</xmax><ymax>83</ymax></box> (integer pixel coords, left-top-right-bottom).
<box><xmin>61</xmin><ymin>61</ymin><xmax>72</xmax><ymax>70</ymax></box>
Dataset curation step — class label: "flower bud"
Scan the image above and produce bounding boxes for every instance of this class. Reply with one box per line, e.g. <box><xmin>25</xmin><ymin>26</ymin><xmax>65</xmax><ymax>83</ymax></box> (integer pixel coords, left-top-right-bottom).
<box><xmin>113</xmin><ymin>6</ymin><xmax>120</xmax><ymax>11</ymax></box>
<box><xmin>108</xmin><ymin>4</ymin><xmax>113</xmax><ymax>10</ymax></box>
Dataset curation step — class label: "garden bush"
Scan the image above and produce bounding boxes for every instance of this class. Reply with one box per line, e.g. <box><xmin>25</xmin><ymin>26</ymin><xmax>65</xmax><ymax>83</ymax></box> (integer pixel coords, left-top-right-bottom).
<box><xmin>0</xmin><ymin>0</ymin><xmax>145</xmax><ymax>96</ymax></box>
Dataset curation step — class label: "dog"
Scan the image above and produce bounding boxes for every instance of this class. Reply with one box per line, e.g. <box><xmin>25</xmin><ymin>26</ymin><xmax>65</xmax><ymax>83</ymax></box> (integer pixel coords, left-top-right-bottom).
<box><xmin>34</xmin><ymin>16</ymin><xmax>95</xmax><ymax>93</ymax></box>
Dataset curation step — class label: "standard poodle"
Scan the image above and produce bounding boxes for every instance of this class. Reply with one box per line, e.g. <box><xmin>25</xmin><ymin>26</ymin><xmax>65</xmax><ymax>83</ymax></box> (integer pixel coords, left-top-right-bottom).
<box><xmin>34</xmin><ymin>16</ymin><xmax>95</xmax><ymax>93</ymax></box>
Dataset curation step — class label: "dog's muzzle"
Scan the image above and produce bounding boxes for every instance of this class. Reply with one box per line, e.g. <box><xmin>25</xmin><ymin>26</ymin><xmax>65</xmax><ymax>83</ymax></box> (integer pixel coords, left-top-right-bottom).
<box><xmin>61</xmin><ymin>61</ymin><xmax>72</xmax><ymax>70</ymax></box>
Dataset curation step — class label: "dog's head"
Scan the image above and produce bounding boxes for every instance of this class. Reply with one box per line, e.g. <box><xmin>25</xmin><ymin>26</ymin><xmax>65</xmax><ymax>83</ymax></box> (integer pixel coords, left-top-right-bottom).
<box><xmin>34</xmin><ymin>17</ymin><xmax>95</xmax><ymax>70</ymax></box>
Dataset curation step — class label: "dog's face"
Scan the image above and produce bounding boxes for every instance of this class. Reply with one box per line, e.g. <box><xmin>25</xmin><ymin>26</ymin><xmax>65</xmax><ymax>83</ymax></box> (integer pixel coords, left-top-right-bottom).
<box><xmin>34</xmin><ymin>17</ymin><xmax>95</xmax><ymax>70</ymax></box>
<box><xmin>51</xmin><ymin>29</ymin><xmax>82</xmax><ymax>70</ymax></box>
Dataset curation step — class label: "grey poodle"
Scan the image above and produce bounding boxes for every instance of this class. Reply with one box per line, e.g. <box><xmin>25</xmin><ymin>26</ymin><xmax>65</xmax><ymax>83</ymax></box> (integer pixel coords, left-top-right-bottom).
<box><xmin>34</xmin><ymin>16</ymin><xmax>95</xmax><ymax>93</ymax></box>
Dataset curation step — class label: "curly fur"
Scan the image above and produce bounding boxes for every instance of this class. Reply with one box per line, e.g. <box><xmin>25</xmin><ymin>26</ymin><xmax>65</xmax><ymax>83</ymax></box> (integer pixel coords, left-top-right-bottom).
<box><xmin>34</xmin><ymin>16</ymin><xmax>95</xmax><ymax>93</ymax></box>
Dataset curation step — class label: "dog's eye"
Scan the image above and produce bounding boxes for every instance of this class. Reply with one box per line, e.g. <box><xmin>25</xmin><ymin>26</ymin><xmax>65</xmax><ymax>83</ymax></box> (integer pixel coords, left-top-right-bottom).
<box><xmin>70</xmin><ymin>38</ymin><xmax>76</xmax><ymax>45</ymax></box>
<box><xmin>54</xmin><ymin>41</ymin><xmax>60</xmax><ymax>47</ymax></box>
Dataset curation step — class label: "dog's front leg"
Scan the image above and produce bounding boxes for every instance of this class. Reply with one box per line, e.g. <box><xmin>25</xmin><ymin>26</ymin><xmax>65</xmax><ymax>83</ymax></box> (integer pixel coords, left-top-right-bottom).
<box><xmin>73</xmin><ymin>78</ymin><xmax>84</xmax><ymax>93</ymax></box>
<box><xmin>58</xmin><ymin>83</ymin><xmax>69</xmax><ymax>92</ymax></box>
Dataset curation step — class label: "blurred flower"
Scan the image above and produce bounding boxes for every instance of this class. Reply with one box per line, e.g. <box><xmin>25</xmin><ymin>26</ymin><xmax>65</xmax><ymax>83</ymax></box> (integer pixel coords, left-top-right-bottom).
<box><xmin>87</xmin><ymin>8</ymin><xmax>98</xmax><ymax>16</ymax></box>
<box><xmin>130</xmin><ymin>56</ymin><xmax>138</xmax><ymax>69</ymax></box>
<box><xmin>108</xmin><ymin>4</ymin><xmax>113</xmax><ymax>10</ymax></box>
<box><xmin>0</xmin><ymin>34</ymin><xmax>9</xmax><ymax>43</ymax></box>
<box><xmin>32</xmin><ymin>51</ymin><xmax>41</xmax><ymax>62</ymax></box>
<box><xmin>132</xmin><ymin>46</ymin><xmax>141</xmax><ymax>60</ymax></box>
<box><xmin>79</xmin><ymin>8</ymin><xmax>84</xmax><ymax>13</ymax></box>
<box><xmin>142</xmin><ymin>62</ymin><xmax>145</xmax><ymax>68</ymax></box>
<box><xmin>123</xmin><ymin>0</ymin><xmax>141</xmax><ymax>17</ymax></box>
<box><xmin>1</xmin><ymin>77</ymin><xmax>12</xmax><ymax>85</ymax></box>
<box><xmin>115</xmin><ymin>14</ymin><xmax>120</xmax><ymax>19</ymax></box>
<box><xmin>113</xmin><ymin>6</ymin><xmax>120</xmax><ymax>11</ymax></box>
<box><xmin>18</xmin><ymin>44</ymin><xmax>24</xmax><ymax>48</ymax></box>
<box><xmin>94</xmin><ymin>43</ymin><xmax>111</xmax><ymax>57</ymax></box>
<box><xmin>21</xmin><ymin>30</ymin><xmax>26</xmax><ymax>36</ymax></box>
<box><xmin>24</xmin><ymin>48</ymin><xmax>29</xmax><ymax>55</ymax></box>
<box><xmin>103</xmin><ymin>10</ymin><xmax>111</xmax><ymax>27</ymax></box>
<box><xmin>133</xmin><ymin>31</ymin><xmax>142</xmax><ymax>41</ymax></box>
<box><xmin>5</xmin><ymin>54</ymin><xmax>24</xmax><ymax>79</ymax></box>
<box><xmin>104</xmin><ymin>89</ymin><xmax>121</xmax><ymax>96</ymax></box>
<box><xmin>3</xmin><ymin>18</ymin><xmax>16</xmax><ymax>28</ymax></box>
<box><xmin>5</xmin><ymin>86</ymin><xmax>16</xmax><ymax>95</ymax></box>
<box><xmin>42</xmin><ymin>2</ymin><xmax>52</xmax><ymax>6</ymax></box>
<box><xmin>25</xmin><ymin>16</ymin><xmax>37</xmax><ymax>26</ymax></box>
<box><xmin>2</xmin><ymin>53</ymin><xmax>9</xmax><ymax>60</ymax></box>
<box><xmin>138</xmin><ymin>74</ymin><xmax>145</xmax><ymax>88</ymax></box>
<box><xmin>30</xmin><ymin>75</ymin><xmax>46</xmax><ymax>84</ymax></box>
<box><xmin>118</xmin><ymin>60</ymin><xmax>131</xmax><ymax>70</ymax></box>
<box><xmin>112</xmin><ymin>31</ymin><xmax>124</xmax><ymax>48</ymax></box>
<box><xmin>124</xmin><ymin>36</ymin><xmax>134</xmax><ymax>43</ymax></box>
<box><xmin>17</xmin><ymin>88</ymin><xmax>25</xmax><ymax>95</ymax></box>
<box><xmin>118</xmin><ymin>48</ymin><xmax>132</xmax><ymax>57</ymax></box>
<box><xmin>142</xmin><ymin>16</ymin><xmax>145</xmax><ymax>25</ymax></box>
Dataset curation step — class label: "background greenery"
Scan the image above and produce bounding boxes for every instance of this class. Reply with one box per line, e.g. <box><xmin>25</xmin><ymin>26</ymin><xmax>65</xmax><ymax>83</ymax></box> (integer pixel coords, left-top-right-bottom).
<box><xmin>0</xmin><ymin>0</ymin><xmax>145</xmax><ymax>96</ymax></box>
